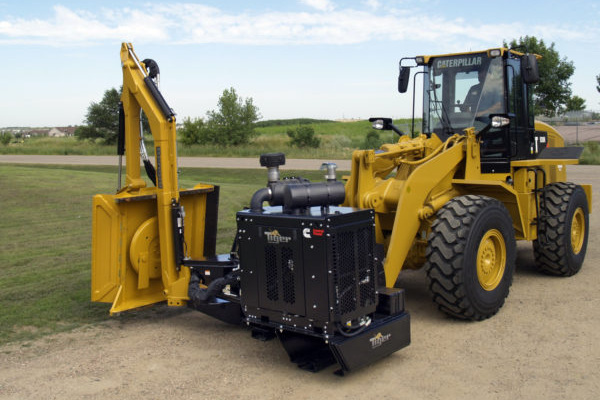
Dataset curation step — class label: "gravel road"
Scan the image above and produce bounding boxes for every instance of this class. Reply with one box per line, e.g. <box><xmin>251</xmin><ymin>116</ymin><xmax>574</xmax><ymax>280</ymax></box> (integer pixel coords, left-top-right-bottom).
<box><xmin>0</xmin><ymin>155</ymin><xmax>351</xmax><ymax>171</ymax></box>
<box><xmin>0</xmin><ymin>159</ymin><xmax>598</xmax><ymax>400</ymax></box>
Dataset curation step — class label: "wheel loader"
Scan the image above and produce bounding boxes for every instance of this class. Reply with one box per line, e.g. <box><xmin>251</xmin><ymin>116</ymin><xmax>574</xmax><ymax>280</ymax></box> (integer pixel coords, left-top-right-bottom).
<box><xmin>91</xmin><ymin>44</ymin><xmax>591</xmax><ymax>374</ymax></box>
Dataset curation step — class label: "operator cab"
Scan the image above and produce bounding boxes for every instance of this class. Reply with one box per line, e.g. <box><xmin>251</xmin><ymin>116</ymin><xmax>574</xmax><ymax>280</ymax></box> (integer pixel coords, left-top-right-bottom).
<box><xmin>400</xmin><ymin>49</ymin><xmax>540</xmax><ymax>173</ymax></box>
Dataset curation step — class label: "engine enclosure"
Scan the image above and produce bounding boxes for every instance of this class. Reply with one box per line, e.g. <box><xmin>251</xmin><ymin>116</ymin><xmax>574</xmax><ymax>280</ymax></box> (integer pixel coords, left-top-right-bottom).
<box><xmin>237</xmin><ymin>206</ymin><xmax>378</xmax><ymax>338</ymax></box>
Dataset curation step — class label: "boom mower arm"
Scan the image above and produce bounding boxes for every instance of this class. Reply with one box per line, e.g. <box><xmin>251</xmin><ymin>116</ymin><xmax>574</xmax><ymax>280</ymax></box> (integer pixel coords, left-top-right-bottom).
<box><xmin>118</xmin><ymin>43</ymin><xmax>189</xmax><ymax>307</ymax></box>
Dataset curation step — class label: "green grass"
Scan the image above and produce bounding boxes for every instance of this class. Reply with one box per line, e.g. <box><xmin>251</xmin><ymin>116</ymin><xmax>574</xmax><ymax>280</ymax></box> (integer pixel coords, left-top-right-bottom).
<box><xmin>579</xmin><ymin>141</ymin><xmax>600</xmax><ymax>165</ymax></box>
<box><xmin>1</xmin><ymin>119</ymin><xmax>419</xmax><ymax>159</ymax></box>
<box><xmin>0</xmin><ymin>164</ymin><xmax>331</xmax><ymax>345</ymax></box>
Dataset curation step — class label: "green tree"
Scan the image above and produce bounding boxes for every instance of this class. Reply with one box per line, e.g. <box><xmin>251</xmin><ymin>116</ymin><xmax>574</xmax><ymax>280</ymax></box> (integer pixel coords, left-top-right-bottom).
<box><xmin>179</xmin><ymin>117</ymin><xmax>205</xmax><ymax>146</ymax></box>
<box><xmin>361</xmin><ymin>129</ymin><xmax>384</xmax><ymax>149</ymax></box>
<box><xmin>565</xmin><ymin>95</ymin><xmax>586</xmax><ymax>112</ymax></box>
<box><xmin>505</xmin><ymin>36</ymin><xmax>575</xmax><ymax>117</ymax></box>
<box><xmin>203</xmin><ymin>87</ymin><xmax>261</xmax><ymax>146</ymax></box>
<box><xmin>0</xmin><ymin>131</ymin><xmax>12</xmax><ymax>146</ymax></box>
<box><xmin>75</xmin><ymin>88</ymin><xmax>121</xmax><ymax>144</ymax></box>
<box><xmin>596</xmin><ymin>74</ymin><xmax>600</xmax><ymax>93</ymax></box>
<box><xmin>76</xmin><ymin>87</ymin><xmax>151</xmax><ymax>145</ymax></box>
<box><xmin>287</xmin><ymin>125</ymin><xmax>321</xmax><ymax>148</ymax></box>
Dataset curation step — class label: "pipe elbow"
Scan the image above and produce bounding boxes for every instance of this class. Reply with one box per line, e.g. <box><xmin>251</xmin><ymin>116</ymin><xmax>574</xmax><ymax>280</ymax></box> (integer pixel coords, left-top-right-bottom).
<box><xmin>250</xmin><ymin>187</ymin><xmax>272</xmax><ymax>212</ymax></box>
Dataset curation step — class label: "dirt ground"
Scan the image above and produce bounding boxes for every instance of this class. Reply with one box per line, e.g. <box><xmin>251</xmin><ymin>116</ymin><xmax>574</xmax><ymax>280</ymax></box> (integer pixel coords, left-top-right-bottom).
<box><xmin>1</xmin><ymin>165</ymin><xmax>599</xmax><ymax>400</ymax></box>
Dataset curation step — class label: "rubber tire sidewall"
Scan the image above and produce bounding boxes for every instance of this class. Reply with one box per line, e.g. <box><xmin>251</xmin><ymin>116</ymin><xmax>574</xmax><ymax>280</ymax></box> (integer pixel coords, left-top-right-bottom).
<box><xmin>463</xmin><ymin>202</ymin><xmax>516</xmax><ymax>317</ymax></box>
<box><xmin>564</xmin><ymin>187</ymin><xmax>589</xmax><ymax>272</ymax></box>
<box><xmin>425</xmin><ymin>195</ymin><xmax>516</xmax><ymax>320</ymax></box>
<box><xmin>534</xmin><ymin>183</ymin><xmax>589</xmax><ymax>276</ymax></box>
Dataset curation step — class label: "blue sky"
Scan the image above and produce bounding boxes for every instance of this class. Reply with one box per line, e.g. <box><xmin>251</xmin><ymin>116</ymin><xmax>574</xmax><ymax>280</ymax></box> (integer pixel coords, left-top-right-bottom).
<box><xmin>1</xmin><ymin>0</ymin><xmax>599</xmax><ymax>127</ymax></box>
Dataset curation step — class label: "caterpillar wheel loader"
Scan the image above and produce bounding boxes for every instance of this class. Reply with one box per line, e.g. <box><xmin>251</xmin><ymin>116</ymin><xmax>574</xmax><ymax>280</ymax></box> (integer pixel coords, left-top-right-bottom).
<box><xmin>91</xmin><ymin>44</ymin><xmax>590</xmax><ymax>374</ymax></box>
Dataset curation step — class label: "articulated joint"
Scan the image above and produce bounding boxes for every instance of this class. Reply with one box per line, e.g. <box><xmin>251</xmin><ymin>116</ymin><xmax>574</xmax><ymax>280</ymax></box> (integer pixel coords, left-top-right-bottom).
<box><xmin>418</xmin><ymin>205</ymin><xmax>435</xmax><ymax>220</ymax></box>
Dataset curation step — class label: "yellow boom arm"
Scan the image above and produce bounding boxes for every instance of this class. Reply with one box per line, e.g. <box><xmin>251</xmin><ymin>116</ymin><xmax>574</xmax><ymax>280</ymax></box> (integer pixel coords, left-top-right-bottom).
<box><xmin>91</xmin><ymin>43</ymin><xmax>215</xmax><ymax>314</ymax></box>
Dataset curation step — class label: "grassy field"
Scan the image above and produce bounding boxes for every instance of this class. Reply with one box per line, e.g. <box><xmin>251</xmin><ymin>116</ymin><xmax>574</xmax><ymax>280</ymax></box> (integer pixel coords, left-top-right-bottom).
<box><xmin>3</xmin><ymin>118</ymin><xmax>599</xmax><ymax>164</ymax></box>
<box><xmin>0</xmin><ymin>119</ymin><xmax>416</xmax><ymax>159</ymax></box>
<box><xmin>0</xmin><ymin>164</ymin><xmax>328</xmax><ymax>345</ymax></box>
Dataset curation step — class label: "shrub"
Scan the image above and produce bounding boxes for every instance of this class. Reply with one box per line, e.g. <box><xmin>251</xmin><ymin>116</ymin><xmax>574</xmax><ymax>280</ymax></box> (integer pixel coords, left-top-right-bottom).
<box><xmin>287</xmin><ymin>125</ymin><xmax>321</xmax><ymax>148</ymax></box>
<box><xmin>1</xmin><ymin>131</ymin><xmax>12</xmax><ymax>146</ymax></box>
<box><xmin>179</xmin><ymin>117</ymin><xmax>205</xmax><ymax>146</ymax></box>
<box><xmin>361</xmin><ymin>129</ymin><xmax>385</xmax><ymax>149</ymax></box>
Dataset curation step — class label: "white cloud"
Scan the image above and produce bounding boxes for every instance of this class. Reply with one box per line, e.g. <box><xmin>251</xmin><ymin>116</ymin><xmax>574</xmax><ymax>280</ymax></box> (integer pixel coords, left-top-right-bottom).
<box><xmin>0</xmin><ymin>5</ymin><xmax>169</xmax><ymax>45</ymax></box>
<box><xmin>363</xmin><ymin>0</ymin><xmax>381</xmax><ymax>10</ymax></box>
<box><xmin>0</xmin><ymin>3</ymin><xmax>596</xmax><ymax>47</ymax></box>
<box><xmin>300</xmin><ymin>0</ymin><xmax>336</xmax><ymax>12</ymax></box>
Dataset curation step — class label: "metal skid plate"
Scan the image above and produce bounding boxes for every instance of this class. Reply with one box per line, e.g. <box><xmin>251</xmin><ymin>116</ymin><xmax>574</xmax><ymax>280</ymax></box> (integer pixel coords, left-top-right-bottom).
<box><xmin>277</xmin><ymin>311</ymin><xmax>411</xmax><ymax>374</ymax></box>
<box><xmin>329</xmin><ymin>311</ymin><xmax>410</xmax><ymax>373</ymax></box>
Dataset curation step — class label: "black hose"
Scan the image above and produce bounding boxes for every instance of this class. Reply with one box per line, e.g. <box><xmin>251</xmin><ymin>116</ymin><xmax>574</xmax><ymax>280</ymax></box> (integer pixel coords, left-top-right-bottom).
<box><xmin>143</xmin><ymin>159</ymin><xmax>157</xmax><ymax>186</ymax></box>
<box><xmin>188</xmin><ymin>272</ymin><xmax>237</xmax><ymax>305</ymax></box>
<box><xmin>336</xmin><ymin>322</ymin><xmax>369</xmax><ymax>338</ymax></box>
<box><xmin>141</xmin><ymin>58</ymin><xmax>160</xmax><ymax>79</ymax></box>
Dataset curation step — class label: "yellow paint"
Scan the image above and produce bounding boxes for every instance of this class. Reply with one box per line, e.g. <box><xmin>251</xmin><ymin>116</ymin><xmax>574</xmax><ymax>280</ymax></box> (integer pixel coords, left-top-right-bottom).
<box><xmin>91</xmin><ymin>44</ymin><xmax>214</xmax><ymax>314</ymax></box>
<box><xmin>344</xmin><ymin>120</ymin><xmax>590</xmax><ymax>288</ymax></box>
<box><xmin>477</xmin><ymin>229</ymin><xmax>506</xmax><ymax>291</ymax></box>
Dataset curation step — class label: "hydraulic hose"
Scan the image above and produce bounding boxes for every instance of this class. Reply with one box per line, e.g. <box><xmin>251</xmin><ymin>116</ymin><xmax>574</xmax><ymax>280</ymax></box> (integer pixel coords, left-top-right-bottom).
<box><xmin>188</xmin><ymin>272</ymin><xmax>237</xmax><ymax>305</ymax></box>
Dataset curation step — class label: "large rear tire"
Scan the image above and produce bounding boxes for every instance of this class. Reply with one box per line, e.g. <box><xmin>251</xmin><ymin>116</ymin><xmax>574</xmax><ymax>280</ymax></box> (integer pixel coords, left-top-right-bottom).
<box><xmin>425</xmin><ymin>195</ymin><xmax>516</xmax><ymax>320</ymax></box>
<box><xmin>534</xmin><ymin>182</ymin><xmax>589</xmax><ymax>277</ymax></box>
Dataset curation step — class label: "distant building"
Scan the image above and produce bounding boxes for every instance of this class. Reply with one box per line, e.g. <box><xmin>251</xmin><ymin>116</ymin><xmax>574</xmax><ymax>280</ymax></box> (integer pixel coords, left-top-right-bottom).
<box><xmin>48</xmin><ymin>127</ymin><xmax>77</xmax><ymax>137</ymax></box>
<box><xmin>27</xmin><ymin>128</ymin><xmax>51</xmax><ymax>137</ymax></box>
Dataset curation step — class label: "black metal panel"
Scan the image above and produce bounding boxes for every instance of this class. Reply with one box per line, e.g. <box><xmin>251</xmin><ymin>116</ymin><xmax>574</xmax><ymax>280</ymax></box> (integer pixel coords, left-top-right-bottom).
<box><xmin>203</xmin><ymin>185</ymin><xmax>220</xmax><ymax>257</ymax></box>
<box><xmin>537</xmin><ymin>146</ymin><xmax>584</xmax><ymax>160</ymax></box>
<box><xmin>329</xmin><ymin>311</ymin><xmax>411</xmax><ymax>372</ymax></box>
<box><xmin>256</xmin><ymin>225</ymin><xmax>305</xmax><ymax>316</ymax></box>
<box><xmin>237</xmin><ymin>206</ymin><xmax>377</xmax><ymax>335</ymax></box>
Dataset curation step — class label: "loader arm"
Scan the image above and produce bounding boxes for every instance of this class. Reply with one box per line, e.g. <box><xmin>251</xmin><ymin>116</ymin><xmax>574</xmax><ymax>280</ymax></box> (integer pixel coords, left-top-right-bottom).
<box><xmin>382</xmin><ymin>142</ymin><xmax>464</xmax><ymax>286</ymax></box>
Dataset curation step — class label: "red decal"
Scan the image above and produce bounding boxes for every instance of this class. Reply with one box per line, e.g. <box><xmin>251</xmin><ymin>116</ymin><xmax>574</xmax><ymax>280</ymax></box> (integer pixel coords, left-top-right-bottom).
<box><xmin>313</xmin><ymin>229</ymin><xmax>324</xmax><ymax>236</ymax></box>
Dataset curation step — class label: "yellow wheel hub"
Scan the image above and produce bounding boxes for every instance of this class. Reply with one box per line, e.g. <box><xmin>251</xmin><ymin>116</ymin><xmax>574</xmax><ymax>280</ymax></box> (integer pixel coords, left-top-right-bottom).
<box><xmin>571</xmin><ymin>207</ymin><xmax>585</xmax><ymax>255</ymax></box>
<box><xmin>477</xmin><ymin>229</ymin><xmax>506</xmax><ymax>291</ymax></box>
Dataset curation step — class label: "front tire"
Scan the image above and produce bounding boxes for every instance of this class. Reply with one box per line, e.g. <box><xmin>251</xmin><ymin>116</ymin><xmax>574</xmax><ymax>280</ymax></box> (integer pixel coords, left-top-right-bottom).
<box><xmin>425</xmin><ymin>195</ymin><xmax>516</xmax><ymax>320</ymax></box>
<box><xmin>534</xmin><ymin>182</ymin><xmax>589</xmax><ymax>276</ymax></box>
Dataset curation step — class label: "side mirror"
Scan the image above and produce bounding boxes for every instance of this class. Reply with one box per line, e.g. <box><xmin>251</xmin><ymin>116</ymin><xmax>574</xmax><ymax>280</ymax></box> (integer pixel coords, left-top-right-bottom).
<box><xmin>369</xmin><ymin>117</ymin><xmax>405</xmax><ymax>136</ymax></box>
<box><xmin>521</xmin><ymin>54</ymin><xmax>539</xmax><ymax>84</ymax></box>
<box><xmin>491</xmin><ymin>115</ymin><xmax>511</xmax><ymax>128</ymax></box>
<box><xmin>477</xmin><ymin>114</ymin><xmax>511</xmax><ymax>136</ymax></box>
<box><xmin>398</xmin><ymin>67</ymin><xmax>410</xmax><ymax>93</ymax></box>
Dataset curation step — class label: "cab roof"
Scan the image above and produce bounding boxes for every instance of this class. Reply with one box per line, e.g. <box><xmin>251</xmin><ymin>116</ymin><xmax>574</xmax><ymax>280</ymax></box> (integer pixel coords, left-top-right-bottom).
<box><xmin>416</xmin><ymin>48</ymin><xmax>539</xmax><ymax>65</ymax></box>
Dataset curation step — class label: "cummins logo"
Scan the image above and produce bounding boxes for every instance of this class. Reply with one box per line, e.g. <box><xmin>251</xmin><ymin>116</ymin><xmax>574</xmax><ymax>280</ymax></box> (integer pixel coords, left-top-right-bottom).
<box><xmin>369</xmin><ymin>332</ymin><xmax>392</xmax><ymax>349</ymax></box>
<box><xmin>264</xmin><ymin>229</ymin><xmax>292</xmax><ymax>244</ymax></box>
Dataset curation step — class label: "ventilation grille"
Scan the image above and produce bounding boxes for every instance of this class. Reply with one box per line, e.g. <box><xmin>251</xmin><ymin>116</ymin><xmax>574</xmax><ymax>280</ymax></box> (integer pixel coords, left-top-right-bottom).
<box><xmin>264</xmin><ymin>245</ymin><xmax>296</xmax><ymax>305</ymax></box>
<box><xmin>331</xmin><ymin>226</ymin><xmax>376</xmax><ymax>317</ymax></box>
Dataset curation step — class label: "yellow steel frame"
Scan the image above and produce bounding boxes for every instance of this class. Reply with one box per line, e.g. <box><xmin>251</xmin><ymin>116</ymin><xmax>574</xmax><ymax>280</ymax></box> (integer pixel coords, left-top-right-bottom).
<box><xmin>344</xmin><ymin>125</ymin><xmax>591</xmax><ymax>288</ymax></box>
<box><xmin>91</xmin><ymin>43</ymin><xmax>214</xmax><ymax>313</ymax></box>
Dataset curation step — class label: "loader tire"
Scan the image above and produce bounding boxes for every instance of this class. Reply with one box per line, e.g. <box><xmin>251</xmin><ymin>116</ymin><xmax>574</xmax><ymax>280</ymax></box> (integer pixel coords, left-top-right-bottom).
<box><xmin>425</xmin><ymin>195</ymin><xmax>516</xmax><ymax>320</ymax></box>
<box><xmin>533</xmin><ymin>182</ymin><xmax>589</xmax><ymax>277</ymax></box>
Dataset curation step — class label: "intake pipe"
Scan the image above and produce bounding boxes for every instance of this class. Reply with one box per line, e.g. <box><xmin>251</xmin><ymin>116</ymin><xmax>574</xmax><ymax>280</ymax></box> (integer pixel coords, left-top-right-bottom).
<box><xmin>250</xmin><ymin>187</ymin><xmax>272</xmax><ymax>212</ymax></box>
<box><xmin>250</xmin><ymin>153</ymin><xmax>346</xmax><ymax>214</ymax></box>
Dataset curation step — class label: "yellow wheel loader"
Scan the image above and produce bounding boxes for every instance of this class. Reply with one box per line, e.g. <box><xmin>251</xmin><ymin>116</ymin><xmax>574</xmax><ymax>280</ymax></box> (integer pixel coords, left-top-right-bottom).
<box><xmin>91</xmin><ymin>44</ymin><xmax>590</xmax><ymax>374</ymax></box>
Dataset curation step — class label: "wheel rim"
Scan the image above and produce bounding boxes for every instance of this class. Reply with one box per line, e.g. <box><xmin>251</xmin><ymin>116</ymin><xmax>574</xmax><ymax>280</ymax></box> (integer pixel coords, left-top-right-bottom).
<box><xmin>477</xmin><ymin>229</ymin><xmax>506</xmax><ymax>291</ymax></box>
<box><xmin>571</xmin><ymin>207</ymin><xmax>585</xmax><ymax>255</ymax></box>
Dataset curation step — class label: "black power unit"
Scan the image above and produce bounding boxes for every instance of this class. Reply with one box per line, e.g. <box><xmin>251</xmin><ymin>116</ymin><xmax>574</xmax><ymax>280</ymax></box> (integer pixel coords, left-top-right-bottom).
<box><xmin>237</xmin><ymin>205</ymin><xmax>410</xmax><ymax>373</ymax></box>
<box><xmin>238</xmin><ymin>206</ymin><xmax>378</xmax><ymax>337</ymax></box>
<box><xmin>232</xmin><ymin>153</ymin><xmax>410</xmax><ymax>373</ymax></box>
